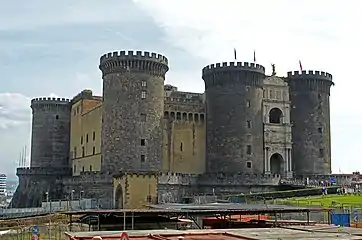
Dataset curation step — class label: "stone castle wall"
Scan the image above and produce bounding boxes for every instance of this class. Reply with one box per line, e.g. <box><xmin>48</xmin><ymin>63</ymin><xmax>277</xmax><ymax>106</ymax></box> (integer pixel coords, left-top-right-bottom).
<box><xmin>11</xmin><ymin>167</ymin><xmax>69</xmax><ymax>208</ymax></box>
<box><xmin>100</xmin><ymin>50</ymin><xmax>169</xmax><ymax>173</ymax></box>
<box><xmin>61</xmin><ymin>172</ymin><xmax>113</xmax><ymax>208</ymax></box>
<box><xmin>202</xmin><ymin>62</ymin><xmax>265</xmax><ymax>174</ymax></box>
<box><xmin>288</xmin><ymin>71</ymin><xmax>334</xmax><ymax>175</ymax></box>
<box><xmin>11</xmin><ymin>51</ymin><xmax>337</xmax><ymax>209</ymax></box>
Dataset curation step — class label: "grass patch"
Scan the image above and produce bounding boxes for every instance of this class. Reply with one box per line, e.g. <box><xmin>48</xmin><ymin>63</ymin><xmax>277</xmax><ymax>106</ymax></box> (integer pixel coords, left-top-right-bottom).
<box><xmin>275</xmin><ymin>194</ymin><xmax>362</xmax><ymax>208</ymax></box>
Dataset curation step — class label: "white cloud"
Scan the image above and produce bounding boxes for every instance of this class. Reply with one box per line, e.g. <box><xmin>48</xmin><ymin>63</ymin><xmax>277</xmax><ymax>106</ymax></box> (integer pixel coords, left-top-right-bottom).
<box><xmin>0</xmin><ymin>93</ymin><xmax>31</xmax><ymax>129</ymax></box>
<box><xmin>134</xmin><ymin>0</ymin><xmax>362</xmax><ymax>173</ymax></box>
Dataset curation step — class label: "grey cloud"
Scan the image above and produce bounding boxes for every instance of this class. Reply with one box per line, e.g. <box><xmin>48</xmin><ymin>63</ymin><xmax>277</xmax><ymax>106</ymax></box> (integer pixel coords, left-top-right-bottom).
<box><xmin>0</xmin><ymin>0</ymin><xmax>145</xmax><ymax>31</ymax></box>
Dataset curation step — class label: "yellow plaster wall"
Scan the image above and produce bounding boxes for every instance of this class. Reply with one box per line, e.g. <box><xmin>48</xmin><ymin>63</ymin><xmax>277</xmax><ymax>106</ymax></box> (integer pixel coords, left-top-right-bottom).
<box><xmin>113</xmin><ymin>174</ymin><xmax>158</xmax><ymax>209</ymax></box>
<box><xmin>162</xmin><ymin>120</ymin><xmax>206</xmax><ymax>174</ymax></box>
<box><xmin>70</xmin><ymin>97</ymin><xmax>102</xmax><ymax>176</ymax></box>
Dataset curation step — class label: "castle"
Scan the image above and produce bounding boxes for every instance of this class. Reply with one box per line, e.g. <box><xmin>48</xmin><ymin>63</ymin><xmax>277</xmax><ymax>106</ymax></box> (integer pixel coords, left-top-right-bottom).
<box><xmin>11</xmin><ymin>50</ymin><xmax>335</xmax><ymax>209</ymax></box>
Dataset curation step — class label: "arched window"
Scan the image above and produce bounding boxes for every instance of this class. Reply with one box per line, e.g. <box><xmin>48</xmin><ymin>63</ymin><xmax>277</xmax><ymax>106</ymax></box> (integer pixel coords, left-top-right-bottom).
<box><xmin>269</xmin><ymin>108</ymin><xmax>283</xmax><ymax>124</ymax></box>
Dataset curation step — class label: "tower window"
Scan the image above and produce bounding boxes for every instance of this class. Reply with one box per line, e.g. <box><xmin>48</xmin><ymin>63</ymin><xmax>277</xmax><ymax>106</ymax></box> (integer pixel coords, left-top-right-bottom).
<box><xmin>90</xmin><ymin>165</ymin><xmax>93</xmax><ymax>171</ymax></box>
<box><xmin>247</xmin><ymin>120</ymin><xmax>252</xmax><ymax>128</ymax></box>
<box><xmin>141</xmin><ymin>91</ymin><xmax>146</xmax><ymax>99</ymax></box>
<box><xmin>86</xmin><ymin>134</ymin><xmax>89</xmax><ymax>143</ymax></box>
<box><xmin>140</xmin><ymin>154</ymin><xmax>146</xmax><ymax>163</ymax></box>
<box><xmin>92</xmin><ymin>146</ymin><xmax>95</xmax><ymax>155</ymax></box>
<box><xmin>247</xmin><ymin>145</ymin><xmax>252</xmax><ymax>155</ymax></box>
<box><xmin>140</xmin><ymin>113</ymin><xmax>147</xmax><ymax>122</ymax></box>
<box><xmin>82</xmin><ymin>166</ymin><xmax>85</xmax><ymax>172</ymax></box>
<box><xmin>246</xmin><ymin>100</ymin><xmax>251</xmax><ymax>108</ymax></box>
<box><xmin>80</xmin><ymin>136</ymin><xmax>83</xmax><ymax>144</ymax></box>
<box><xmin>73</xmin><ymin>165</ymin><xmax>76</xmax><ymax>173</ymax></box>
<box><xmin>93</xmin><ymin>132</ymin><xmax>96</xmax><ymax>141</ymax></box>
<box><xmin>73</xmin><ymin>147</ymin><xmax>77</xmax><ymax>158</ymax></box>
<box><xmin>318</xmin><ymin>127</ymin><xmax>323</xmax><ymax>133</ymax></box>
<box><xmin>269</xmin><ymin>108</ymin><xmax>283</xmax><ymax>124</ymax></box>
<box><xmin>246</xmin><ymin>161</ymin><xmax>252</xmax><ymax>168</ymax></box>
<box><xmin>319</xmin><ymin>148</ymin><xmax>324</xmax><ymax>158</ymax></box>
<box><xmin>180</xmin><ymin>142</ymin><xmax>183</xmax><ymax>151</ymax></box>
<box><xmin>246</xmin><ymin>86</ymin><xmax>250</xmax><ymax>92</ymax></box>
<box><xmin>141</xmin><ymin>139</ymin><xmax>146</xmax><ymax>146</ymax></box>
<box><xmin>141</xmin><ymin>80</ymin><xmax>147</xmax><ymax>87</ymax></box>
<box><xmin>82</xmin><ymin>147</ymin><xmax>85</xmax><ymax>157</ymax></box>
<box><xmin>55</xmin><ymin>115</ymin><xmax>59</xmax><ymax>119</ymax></box>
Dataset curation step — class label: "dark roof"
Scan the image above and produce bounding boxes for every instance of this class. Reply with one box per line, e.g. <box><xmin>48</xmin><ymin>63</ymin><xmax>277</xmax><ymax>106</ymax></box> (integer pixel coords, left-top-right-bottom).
<box><xmin>63</xmin><ymin>203</ymin><xmax>318</xmax><ymax>216</ymax></box>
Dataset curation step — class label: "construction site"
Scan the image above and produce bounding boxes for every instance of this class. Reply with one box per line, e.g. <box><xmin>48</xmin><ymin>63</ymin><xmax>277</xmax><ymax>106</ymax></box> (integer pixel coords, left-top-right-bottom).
<box><xmin>2</xmin><ymin>202</ymin><xmax>362</xmax><ymax>240</ymax></box>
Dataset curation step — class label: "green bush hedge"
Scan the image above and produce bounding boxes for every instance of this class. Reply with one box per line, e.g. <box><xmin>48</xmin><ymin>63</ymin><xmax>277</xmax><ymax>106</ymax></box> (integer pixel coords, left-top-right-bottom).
<box><xmin>228</xmin><ymin>186</ymin><xmax>338</xmax><ymax>203</ymax></box>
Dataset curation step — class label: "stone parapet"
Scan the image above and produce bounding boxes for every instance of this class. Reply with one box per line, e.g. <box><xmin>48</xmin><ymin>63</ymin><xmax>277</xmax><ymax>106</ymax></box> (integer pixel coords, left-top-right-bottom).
<box><xmin>157</xmin><ymin>172</ymin><xmax>199</xmax><ymax>185</ymax></box>
<box><xmin>62</xmin><ymin>172</ymin><xmax>112</xmax><ymax>185</ymax></box>
<box><xmin>16</xmin><ymin>167</ymin><xmax>71</xmax><ymax>176</ymax></box>
<box><xmin>197</xmin><ymin>173</ymin><xmax>281</xmax><ymax>186</ymax></box>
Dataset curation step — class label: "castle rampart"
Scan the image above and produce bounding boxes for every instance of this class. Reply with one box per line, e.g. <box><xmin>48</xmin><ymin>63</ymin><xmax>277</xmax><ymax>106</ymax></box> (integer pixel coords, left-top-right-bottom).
<box><xmin>288</xmin><ymin>70</ymin><xmax>334</xmax><ymax>175</ymax></box>
<box><xmin>17</xmin><ymin>167</ymin><xmax>71</xmax><ymax>176</ymax></box>
<box><xmin>30</xmin><ymin>96</ymin><xmax>71</xmax><ymax>168</ymax></box>
<box><xmin>202</xmin><ymin>61</ymin><xmax>265</xmax><ymax>174</ymax></box>
<box><xmin>287</xmin><ymin>70</ymin><xmax>334</xmax><ymax>95</ymax></box>
<box><xmin>100</xmin><ymin>50</ymin><xmax>169</xmax><ymax>173</ymax></box>
<box><xmin>99</xmin><ymin>51</ymin><xmax>168</xmax><ymax>77</ymax></box>
<box><xmin>202</xmin><ymin>62</ymin><xmax>265</xmax><ymax>76</ymax></box>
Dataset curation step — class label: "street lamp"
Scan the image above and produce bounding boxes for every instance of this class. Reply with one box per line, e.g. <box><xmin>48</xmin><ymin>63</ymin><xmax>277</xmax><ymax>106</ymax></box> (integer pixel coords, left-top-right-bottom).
<box><xmin>45</xmin><ymin>192</ymin><xmax>49</xmax><ymax>212</ymax></box>
<box><xmin>70</xmin><ymin>190</ymin><xmax>75</xmax><ymax>210</ymax></box>
<box><xmin>80</xmin><ymin>190</ymin><xmax>84</xmax><ymax>210</ymax></box>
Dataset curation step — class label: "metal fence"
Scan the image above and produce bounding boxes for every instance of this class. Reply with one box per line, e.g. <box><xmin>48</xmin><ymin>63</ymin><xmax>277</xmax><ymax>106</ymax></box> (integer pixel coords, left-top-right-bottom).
<box><xmin>269</xmin><ymin>197</ymin><xmax>362</xmax><ymax>226</ymax></box>
<box><xmin>0</xmin><ymin>199</ymin><xmax>99</xmax><ymax>220</ymax></box>
<box><xmin>0</xmin><ymin>222</ymin><xmax>90</xmax><ymax>240</ymax></box>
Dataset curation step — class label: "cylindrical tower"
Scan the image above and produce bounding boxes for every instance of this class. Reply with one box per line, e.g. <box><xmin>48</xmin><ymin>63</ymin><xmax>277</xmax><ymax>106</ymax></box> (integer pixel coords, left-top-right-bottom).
<box><xmin>99</xmin><ymin>50</ymin><xmax>169</xmax><ymax>173</ymax></box>
<box><xmin>202</xmin><ymin>62</ymin><xmax>265</xmax><ymax>173</ymax></box>
<box><xmin>288</xmin><ymin>70</ymin><xmax>334</xmax><ymax>176</ymax></box>
<box><xmin>30</xmin><ymin>97</ymin><xmax>71</xmax><ymax>168</ymax></box>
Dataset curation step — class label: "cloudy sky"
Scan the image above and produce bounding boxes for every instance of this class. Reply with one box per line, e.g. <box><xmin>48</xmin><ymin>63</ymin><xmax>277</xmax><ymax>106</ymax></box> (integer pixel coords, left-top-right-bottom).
<box><xmin>1</xmin><ymin>0</ymin><xmax>361</xmax><ymax>179</ymax></box>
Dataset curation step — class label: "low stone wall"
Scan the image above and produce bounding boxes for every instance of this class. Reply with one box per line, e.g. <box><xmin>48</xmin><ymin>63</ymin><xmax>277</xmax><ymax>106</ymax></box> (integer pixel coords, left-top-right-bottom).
<box><xmin>228</xmin><ymin>186</ymin><xmax>339</xmax><ymax>203</ymax></box>
<box><xmin>62</xmin><ymin>172</ymin><xmax>113</xmax><ymax>209</ymax></box>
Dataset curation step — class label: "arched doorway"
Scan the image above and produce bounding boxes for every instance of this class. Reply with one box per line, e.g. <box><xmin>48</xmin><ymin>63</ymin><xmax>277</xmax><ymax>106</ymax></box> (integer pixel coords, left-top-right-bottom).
<box><xmin>269</xmin><ymin>108</ymin><xmax>283</xmax><ymax>124</ymax></box>
<box><xmin>270</xmin><ymin>153</ymin><xmax>283</xmax><ymax>175</ymax></box>
<box><xmin>114</xmin><ymin>185</ymin><xmax>124</xmax><ymax>209</ymax></box>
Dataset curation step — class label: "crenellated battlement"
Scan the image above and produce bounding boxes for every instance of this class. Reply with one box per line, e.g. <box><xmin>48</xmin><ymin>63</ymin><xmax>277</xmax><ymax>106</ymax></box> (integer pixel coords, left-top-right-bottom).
<box><xmin>31</xmin><ymin>97</ymin><xmax>71</xmax><ymax>111</ymax></box>
<box><xmin>287</xmin><ymin>70</ymin><xmax>333</xmax><ymax>81</ymax></box>
<box><xmin>158</xmin><ymin>172</ymin><xmax>199</xmax><ymax>185</ymax></box>
<box><xmin>202</xmin><ymin>61</ymin><xmax>265</xmax><ymax>76</ymax></box>
<box><xmin>114</xmin><ymin>171</ymin><xmax>159</xmax><ymax>178</ymax></box>
<box><xmin>31</xmin><ymin>97</ymin><xmax>70</xmax><ymax>104</ymax></box>
<box><xmin>99</xmin><ymin>50</ymin><xmax>169</xmax><ymax>77</ymax></box>
<box><xmin>16</xmin><ymin>167</ymin><xmax>71</xmax><ymax>176</ymax></box>
<box><xmin>198</xmin><ymin>173</ymin><xmax>281</xmax><ymax>186</ymax></box>
<box><xmin>100</xmin><ymin>50</ymin><xmax>168</xmax><ymax>65</ymax></box>
<box><xmin>159</xmin><ymin>172</ymin><xmax>198</xmax><ymax>177</ymax></box>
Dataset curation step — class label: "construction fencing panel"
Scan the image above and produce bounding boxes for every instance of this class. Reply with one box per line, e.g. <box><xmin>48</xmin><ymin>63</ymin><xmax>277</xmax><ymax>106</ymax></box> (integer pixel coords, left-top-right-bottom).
<box><xmin>330</xmin><ymin>213</ymin><xmax>350</xmax><ymax>227</ymax></box>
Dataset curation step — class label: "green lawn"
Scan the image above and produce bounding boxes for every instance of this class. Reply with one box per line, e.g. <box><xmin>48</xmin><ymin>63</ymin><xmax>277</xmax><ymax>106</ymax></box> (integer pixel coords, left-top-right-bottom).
<box><xmin>275</xmin><ymin>194</ymin><xmax>362</xmax><ymax>207</ymax></box>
